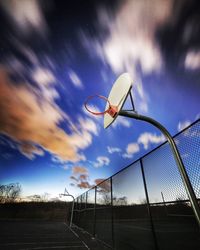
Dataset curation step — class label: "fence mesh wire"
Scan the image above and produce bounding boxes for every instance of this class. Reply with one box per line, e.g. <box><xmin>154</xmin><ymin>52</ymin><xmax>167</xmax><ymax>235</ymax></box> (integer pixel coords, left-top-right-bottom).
<box><xmin>142</xmin><ymin>142</ymin><xmax>188</xmax><ymax>203</ymax></box>
<box><xmin>73</xmin><ymin>119</ymin><xmax>200</xmax><ymax>250</ymax></box>
<box><xmin>112</xmin><ymin>161</ymin><xmax>155</xmax><ymax>249</ymax></box>
<box><xmin>95</xmin><ymin>179</ymin><xmax>112</xmax><ymax>246</ymax></box>
<box><xmin>175</xmin><ymin>122</ymin><xmax>200</xmax><ymax>198</ymax></box>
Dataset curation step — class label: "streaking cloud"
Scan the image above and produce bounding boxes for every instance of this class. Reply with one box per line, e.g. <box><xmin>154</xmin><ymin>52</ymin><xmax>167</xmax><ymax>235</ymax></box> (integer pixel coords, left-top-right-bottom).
<box><xmin>94</xmin><ymin>156</ymin><xmax>110</xmax><ymax>168</ymax></box>
<box><xmin>19</xmin><ymin>143</ymin><xmax>44</xmax><ymax>160</ymax></box>
<box><xmin>72</xmin><ymin>166</ymin><xmax>88</xmax><ymax>175</ymax></box>
<box><xmin>112</xmin><ymin>116</ymin><xmax>131</xmax><ymax>128</ymax></box>
<box><xmin>107</xmin><ymin>146</ymin><xmax>121</xmax><ymax>154</ymax></box>
<box><xmin>0</xmin><ymin>0</ymin><xmax>48</xmax><ymax>36</ymax></box>
<box><xmin>68</xmin><ymin>69</ymin><xmax>84</xmax><ymax>89</ymax></box>
<box><xmin>138</xmin><ymin>132</ymin><xmax>165</xmax><ymax>150</ymax></box>
<box><xmin>81</xmin><ymin>0</ymin><xmax>173</xmax><ymax>113</ymax></box>
<box><xmin>185</xmin><ymin>51</ymin><xmax>200</xmax><ymax>70</ymax></box>
<box><xmin>0</xmin><ymin>68</ymin><xmax>97</xmax><ymax>162</ymax></box>
<box><xmin>123</xmin><ymin>143</ymin><xmax>140</xmax><ymax>159</ymax></box>
<box><xmin>71</xmin><ymin>166</ymin><xmax>91</xmax><ymax>189</ymax></box>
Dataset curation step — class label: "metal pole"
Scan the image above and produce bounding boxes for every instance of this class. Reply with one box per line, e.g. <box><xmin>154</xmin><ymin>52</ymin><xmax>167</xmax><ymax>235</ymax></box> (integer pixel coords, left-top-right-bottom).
<box><xmin>161</xmin><ymin>192</ymin><xmax>168</xmax><ymax>216</ymax></box>
<box><xmin>110</xmin><ymin>177</ymin><xmax>115</xmax><ymax>249</ymax></box>
<box><xmin>119</xmin><ymin>110</ymin><xmax>200</xmax><ymax>227</ymax></box>
<box><xmin>94</xmin><ymin>186</ymin><xmax>97</xmax><ymax>237</ymax></box>
<box><xmin>70</xmin><ymin>195</ymin><xmax>75</xmax><ymax>228</ymax></box>
<box><xmin>129</xmin><ymin>92</ymin><xmax>136</xmax><ymax>111</ymax></box>
<box><xmin>60</xmin><ymin>193</ymin><xmax>75</xmax><ymax>228</ymax></box>
<box><xmin>140</xmin><ymin>159</ymin><xmax>158</xmax><ymax>250</ymax></box>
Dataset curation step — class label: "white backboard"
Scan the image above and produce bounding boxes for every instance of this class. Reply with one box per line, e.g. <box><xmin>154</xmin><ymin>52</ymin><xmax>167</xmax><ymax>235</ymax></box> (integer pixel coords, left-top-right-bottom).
<box><xmin>104</xmin><ymin>73</ymin><xmax>133</xmax><ymax>128</ymax></box>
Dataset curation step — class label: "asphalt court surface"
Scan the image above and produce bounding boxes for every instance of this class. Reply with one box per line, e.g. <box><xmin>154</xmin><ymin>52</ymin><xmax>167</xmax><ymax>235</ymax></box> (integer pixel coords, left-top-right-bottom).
<box><xmin>0</xmin><ymin>220</ymin><xmax>89</xmax><ymax>250</ymax></box>
<box><xmin>97</xmin><ymin>217</ymin><xmax>200</xmax><ymax>250</ymax></box>
<box><xmin>1</xmin><ymin>218</ymin><xmax>200</xmax><ymax>250</ymax></box>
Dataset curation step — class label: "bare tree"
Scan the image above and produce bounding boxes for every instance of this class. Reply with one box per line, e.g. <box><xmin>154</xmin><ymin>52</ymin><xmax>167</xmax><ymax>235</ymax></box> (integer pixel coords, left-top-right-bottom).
<box><xmin>41</xmin><ymin>192</ymin><xmax>50</xmax><ymax>202</ymax></box>
<box><xmin>0</xmin><ymin>185</ymin><xmax>5</xmax><ymax>203</ymax></box>
<box><xmin>0</xmin><ymin>183</ymin><xmax>21</xmax><ymax>203</ymax></box>
<box><xmin>113</xmin><ymin>196</ymin><xmax>128</xmax><ymax>206</ymax></box>
<box><xmin>101</xmin><ymin>192</ymin><xmax>111</xmax><ymax>205</ymax></box>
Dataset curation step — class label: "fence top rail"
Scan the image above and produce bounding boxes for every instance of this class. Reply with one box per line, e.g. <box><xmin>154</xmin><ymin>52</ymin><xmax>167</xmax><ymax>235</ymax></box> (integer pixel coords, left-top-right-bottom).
<box><xmin>75</xmin><ymin>118</ymin><xmax>200</xmax><ymax>199</ymax></box>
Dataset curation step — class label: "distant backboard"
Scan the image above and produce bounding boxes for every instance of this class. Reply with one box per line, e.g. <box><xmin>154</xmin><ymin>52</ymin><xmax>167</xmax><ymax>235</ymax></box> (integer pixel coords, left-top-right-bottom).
<box><xmin>104</xmin><ymin>73</ymin><xmax>133</xmax><ymax>128</ymax></box>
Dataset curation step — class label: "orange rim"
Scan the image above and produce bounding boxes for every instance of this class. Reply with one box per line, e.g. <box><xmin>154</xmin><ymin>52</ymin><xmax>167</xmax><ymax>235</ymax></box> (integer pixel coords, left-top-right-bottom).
<box><xmin>84</xmin><ymin>95</ymin><xmax>111</xmax><ymax>115</ymax></box>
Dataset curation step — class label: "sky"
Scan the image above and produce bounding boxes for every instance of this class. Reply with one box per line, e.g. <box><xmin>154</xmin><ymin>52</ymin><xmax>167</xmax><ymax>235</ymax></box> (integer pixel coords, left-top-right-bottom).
<box><xmin>0</xmin><ymin>0</ymin><xmax>200</xmax><ymax>200</ymax></box>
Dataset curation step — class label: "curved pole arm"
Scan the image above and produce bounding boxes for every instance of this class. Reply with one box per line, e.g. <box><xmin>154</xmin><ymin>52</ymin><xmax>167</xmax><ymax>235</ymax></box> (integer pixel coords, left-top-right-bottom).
<box><xmin>119</xmin><ymin>110</ymin><xmax>200</xmax><ymax>228</ymax></box>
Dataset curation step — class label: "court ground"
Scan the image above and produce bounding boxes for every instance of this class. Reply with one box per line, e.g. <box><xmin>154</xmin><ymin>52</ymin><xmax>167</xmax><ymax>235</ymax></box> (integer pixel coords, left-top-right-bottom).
<box><xmin>0</xmin><ymin>220</ymin><xmax>110</xmax><ymax>250</ymax></box>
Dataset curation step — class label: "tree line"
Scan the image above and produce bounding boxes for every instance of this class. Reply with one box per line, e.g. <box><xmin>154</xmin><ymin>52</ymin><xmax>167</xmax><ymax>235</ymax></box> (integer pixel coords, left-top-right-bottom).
<box><xmin>0</xmin><ymin>183</ymin><xmax>21</xmax><ymax>203</ymax></box>
<box><xmin>0</xmin><ymin>183</ymin><xmax>60</xmax><ymax>203</ymax></box>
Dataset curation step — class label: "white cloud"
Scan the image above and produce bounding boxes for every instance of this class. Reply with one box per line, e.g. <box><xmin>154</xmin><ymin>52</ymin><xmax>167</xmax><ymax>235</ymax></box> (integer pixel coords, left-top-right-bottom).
<box><xmin>177</xmin><ymin>120</ymin><xmax>191</xmax><ymax>131</ymax></box>
<box><xmin>138</xmin><ymin>132</ymin><xmax>165</xmax><ymax>150</ymax></box>
<box><xmin>51</xmin><ymin>152</ymin><xmax>86</xmax><ymax>165</ymax></box>
<box><xmin>80</xmin><ymin>0</ymin><xmax>173</xmax><ymax>113</ymax></box>
<box><xmin>78</xmin><ymin>117</ymin><xmax>99</xmax><ymax>136</ymax></box>
<box><xmin>126</xmin><ymin>143</ymin><xmax>140</xmax><ymax>155</ymax></box>
<box><xmin>69</xmin><ymin>117</ymin><xmax>99</xmax><ymax>152</ymax></box>
<box><xmin>122</xmin><ymin>153</ymin><xmax>134</xmax><ymax>159</ymax></box>
<box><xmin>112</xmin><ymin>116</ymin><xmax>131</xmax><ymax>128</ymax></box>
<box><xmin>0</xmin><ymin>0</ymin><xmax>47</xmax><ymax>35</ymax></box>
<box><xmin>18</xmin><ymin>46</ymin><xmax>39</xmax><ymax>65</ymax></box>
<box><xmin>33</xmin><ymin>67</ymin><xmax>55</xmax><ymax>87</ymax></box>
<box><xmin>70</xmin><ymin>131</ymin><xmax>92</xmax><ymax>150</ymax></box>
<box><xmin>32</xmin><ymin>67</ymin><xmax>59</xmax><ymax>102</ymax></box>
<box><xmin>138</xmin><ymin>101</ymin><xmax>148</xmax><ymax>113</ymax></box>
<box><xmin>94</xmin><ymin>156</ymin><xmax>110</xmax><ymax>168</ymax></box>
<box><xmin>122</xmin><ymin>143</ymin><xmax>139</xmax><ymax>159</ymax></box>
<box><xmin>76</xmin><ymin>153</ymin><xmax>86</xmax><ymax>162</ymax></box>
<box><xmin>82</xmin><ymin>104</ymin><xmax>102</xmax><ymax>120</ymax></box>
<box><xmin>185</xmin><ymin>51</ymin><xmax>200</xmax><ymax>70</ymax></box>
<box><xmin>69</xmin><ymin>70</ymin><xmax>83</xmax><ymax>89</ymax></box>
<box><xmin>51</xmin><ymin>155</ymin><xmax>65</xmax><ymax>164</ymax></box>
<box><xmin>100</xmin><ymin>70</ymin><xmax>109</xmax><ymax>83</ymax></box>
<box><xmin>107</xmin><ymin>146</ymin><xmax>121</xmax><ymax>154</ymax></box>
<box><xmin>62</xmin><ymin>165</ymin><xmax>69</xmax><ymax>170</ymax></box>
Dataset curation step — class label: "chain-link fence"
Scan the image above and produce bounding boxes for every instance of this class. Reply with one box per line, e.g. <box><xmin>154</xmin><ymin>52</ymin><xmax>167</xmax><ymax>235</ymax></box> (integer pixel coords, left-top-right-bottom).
<box><xmin>73</xmin><ymin>119</ymin><xmax>200</xmax><ymax>250</ymax></box>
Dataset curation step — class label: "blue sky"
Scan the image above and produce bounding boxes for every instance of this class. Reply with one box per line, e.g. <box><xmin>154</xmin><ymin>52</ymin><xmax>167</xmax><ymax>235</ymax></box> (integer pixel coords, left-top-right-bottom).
<box><xmin>0</xmin><ymin>0</ymin><xmax>200</xmax><ymax>200</ymax></box>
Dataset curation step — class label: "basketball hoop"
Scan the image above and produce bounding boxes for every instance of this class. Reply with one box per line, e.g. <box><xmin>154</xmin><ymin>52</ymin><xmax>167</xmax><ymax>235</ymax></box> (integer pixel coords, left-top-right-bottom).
<box><xmin>84</xmin><ymin>95</ymin><xmax>118</xmax><ymax>118</ymax></box>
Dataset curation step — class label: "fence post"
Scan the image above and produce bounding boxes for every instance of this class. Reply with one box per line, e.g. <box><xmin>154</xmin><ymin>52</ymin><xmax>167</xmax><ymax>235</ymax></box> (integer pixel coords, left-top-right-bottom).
<box><xmin>110</xmin><ymin>177</ymin><xmax>115</xmax><ymax>249</ymax></box>
<box><xmin>161</xmin><ymin>192</ymin><xmax>168</xmax><ymax>216</ymax></box>
<box><xmin>140</xmin><ymin>159</ymin><xmax>159</xmax><ymax>250</ymax></box>
<box><xmin>84</xmin><ymin>192</ymin><xmax>87</xmax><ymax>229</ymax></box>
<box><xmin>85</xmin><ymin>192</ymin><xmax>87</xmax><ymax>208</ymax></box>
<box><xmin>93</xmin><ymin>186</ymin><xmax>97</xmax><ymax>237</ymax></box>
<box><xmin>77</xmin><ymin>197</ymin><xmax>79</xmax><ymax>225</ymax></box>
